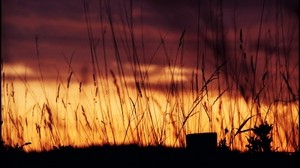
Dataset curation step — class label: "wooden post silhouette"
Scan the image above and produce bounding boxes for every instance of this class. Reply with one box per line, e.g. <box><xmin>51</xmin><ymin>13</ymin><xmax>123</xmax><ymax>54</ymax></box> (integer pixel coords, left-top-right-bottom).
<box><xmin>186</xmin><ymin>132</ymin><xmax>217</xmax><ymax>154</ymax></box>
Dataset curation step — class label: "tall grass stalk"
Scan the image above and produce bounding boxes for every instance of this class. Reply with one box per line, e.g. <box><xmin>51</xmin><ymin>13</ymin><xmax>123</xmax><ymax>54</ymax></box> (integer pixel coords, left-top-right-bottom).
<box><xmin>1</xmin><ymin>0</ymin><xmax>298</xmax><ymax>152</ymax></box>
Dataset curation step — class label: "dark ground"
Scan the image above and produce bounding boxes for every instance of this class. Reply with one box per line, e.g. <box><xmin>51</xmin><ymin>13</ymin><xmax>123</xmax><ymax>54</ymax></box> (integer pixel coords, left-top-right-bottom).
<box><xmin>0</xmin><ymin>144</ymin><xmax>299</xmax><ymax>168</ymax></box>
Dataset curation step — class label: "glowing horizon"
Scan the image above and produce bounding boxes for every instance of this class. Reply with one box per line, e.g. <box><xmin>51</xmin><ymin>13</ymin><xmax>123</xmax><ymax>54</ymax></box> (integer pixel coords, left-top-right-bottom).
<box><xmin>1</xmin><ymin>62</ymin><xmax>299</xmax><ymax>152</ymax></box>
<box><xmin>1</xmin><ymin>0</ymin><xmax>299</xmax><ymax>152</ymax></box>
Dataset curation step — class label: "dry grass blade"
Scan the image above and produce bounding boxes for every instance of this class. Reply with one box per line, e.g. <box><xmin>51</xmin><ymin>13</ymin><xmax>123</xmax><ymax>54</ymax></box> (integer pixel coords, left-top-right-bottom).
<box><xmin>234</xmin><ymin>114</ymin><xmax>258</xmax><ymax>137</ymax></box>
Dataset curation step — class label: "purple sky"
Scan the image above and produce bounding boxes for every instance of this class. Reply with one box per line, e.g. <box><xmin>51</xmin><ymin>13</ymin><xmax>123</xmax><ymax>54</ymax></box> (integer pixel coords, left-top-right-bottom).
<box><xmin>1</xmin><ymin>0</ymin><xmax>299</xmax><ymax>97</ymax></box>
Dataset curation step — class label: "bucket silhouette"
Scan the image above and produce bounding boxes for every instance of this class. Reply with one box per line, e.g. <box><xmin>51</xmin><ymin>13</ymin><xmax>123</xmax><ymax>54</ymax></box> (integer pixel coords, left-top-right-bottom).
<box><xmin>186</xmin><ymin>132</ymin><xmax>217</xmax><ymax>154</ymax></box>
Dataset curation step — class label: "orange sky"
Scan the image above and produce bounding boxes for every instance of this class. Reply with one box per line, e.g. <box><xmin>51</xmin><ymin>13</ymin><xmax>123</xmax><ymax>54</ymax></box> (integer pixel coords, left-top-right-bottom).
<box><xmin>1</xmin><ymin>0</ymin><xmax>299</xmax><ymax>152</ymax></box>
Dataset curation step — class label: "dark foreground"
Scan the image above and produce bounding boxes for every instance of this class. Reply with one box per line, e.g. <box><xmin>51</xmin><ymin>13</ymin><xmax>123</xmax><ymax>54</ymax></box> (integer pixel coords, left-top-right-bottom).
<box><xmin>0</xmin><ymin>145</ymin><xmax>299</xmax><ymax>168</ymax></box>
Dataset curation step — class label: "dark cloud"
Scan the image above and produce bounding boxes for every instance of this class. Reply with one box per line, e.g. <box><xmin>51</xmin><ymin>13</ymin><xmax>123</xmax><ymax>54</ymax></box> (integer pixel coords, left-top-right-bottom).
<box><xmin>2</xmin><ymin>0</ymin><xmax>83</xmax><ymax>20</ymax></box>
<box><xmin>1</xmin><ymin>0</ymin><xmax>298</xmax><ymax>99</ymax></box>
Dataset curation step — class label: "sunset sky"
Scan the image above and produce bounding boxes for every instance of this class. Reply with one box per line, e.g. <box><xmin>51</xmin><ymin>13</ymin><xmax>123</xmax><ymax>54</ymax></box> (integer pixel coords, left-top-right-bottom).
<box><xmin>1</xmin><ymin>0</ymin><xmax>299</xmax><ymax>152</ymax></box>
<box><xmin>2</xmin><ymin>0</ymin><xmax>298</xmax><ymax>84</ymax></box>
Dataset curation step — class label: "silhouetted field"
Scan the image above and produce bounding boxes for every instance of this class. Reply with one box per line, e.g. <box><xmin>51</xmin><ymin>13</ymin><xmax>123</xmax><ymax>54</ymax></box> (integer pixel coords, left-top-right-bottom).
<box><xmin>1</xmin><ymin>145</ymin><xmax>299</xmax><ymax>168</ymax></box>
<box><xmin>1</xmin><ymin>1</ymin><xmax>299</xmax><ymax>167</ymax></box>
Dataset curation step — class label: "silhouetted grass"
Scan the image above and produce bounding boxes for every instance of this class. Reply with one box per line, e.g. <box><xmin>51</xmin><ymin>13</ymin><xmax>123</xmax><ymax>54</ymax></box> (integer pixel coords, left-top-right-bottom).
<box><xmin>0</xmin><ymin>143</ymin><xmax>299</xmax><ymax>168</ymax></box>
<box><xmin>0</xmin><ymin>0</ymin><xmax>298</xmax><ymax>153</ymax></box>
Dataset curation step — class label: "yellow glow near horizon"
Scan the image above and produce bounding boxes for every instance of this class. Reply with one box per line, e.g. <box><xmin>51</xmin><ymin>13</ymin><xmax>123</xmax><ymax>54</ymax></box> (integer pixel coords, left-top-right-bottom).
<box><xmin>2</xmin><ymin>63</ymin><xmax>35</xmax><ymax>79</ymax></box>
<box><xmin>1</xmin><ymin>64</ymin><xmax>299</xmax><ymax>152</ymax></box>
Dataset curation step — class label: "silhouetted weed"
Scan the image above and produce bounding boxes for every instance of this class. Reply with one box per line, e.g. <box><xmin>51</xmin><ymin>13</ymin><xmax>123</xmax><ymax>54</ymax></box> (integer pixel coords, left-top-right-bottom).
<box><xmin>246</xmin><ymin>121</ymin><xmax>274</xmax><ymax>153</ymax></box>
<box><xmin>0</xmin><ymin>140</ymin><xmax>31</xmax><ymax>151</ymax></box>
